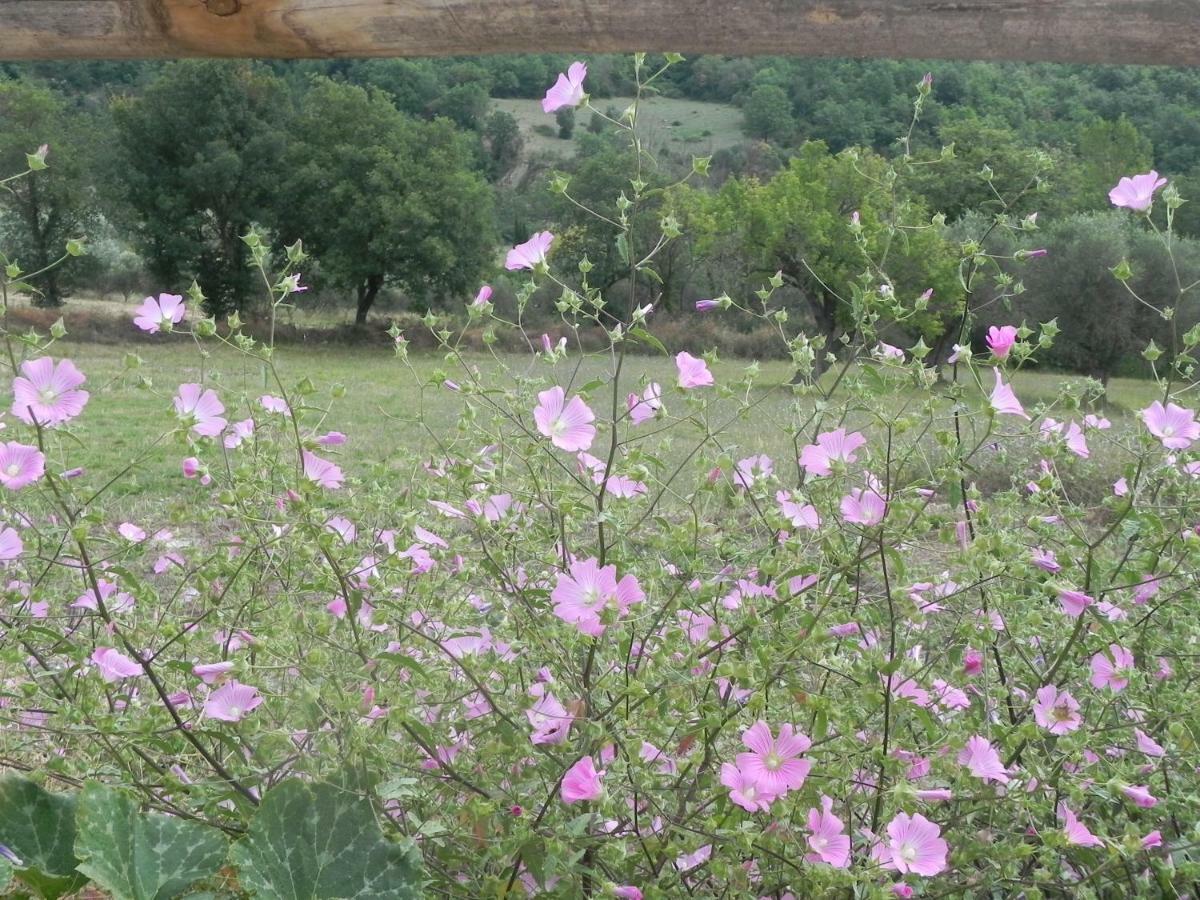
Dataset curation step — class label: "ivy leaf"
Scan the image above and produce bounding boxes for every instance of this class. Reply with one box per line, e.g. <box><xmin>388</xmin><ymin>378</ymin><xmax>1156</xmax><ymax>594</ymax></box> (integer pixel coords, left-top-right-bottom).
<box><xmin>0</xmin><ymin>776</ymin><xmax>87</xmax><ymax>899</ymax></box>
<box><xmin>229</xmin><ymin>780</ymin><xmax>422</xmax><ymax>899</ymax></box>
<box><xmin>74</xmin><ymin>782</ymin><xmax>228</xmax><ymax>900</ymax></box>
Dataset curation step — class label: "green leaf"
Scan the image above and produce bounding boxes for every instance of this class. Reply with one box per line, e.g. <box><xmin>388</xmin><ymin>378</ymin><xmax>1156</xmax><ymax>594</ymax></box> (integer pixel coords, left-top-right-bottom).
<box><xmin>74</xmin><ymin>782</ymin><xmax>228</xmax><ymax>900</ymax></box>
<box><xmin>629</xmin><ymin>327</ymin><xmax>668</xmax><ymax>356</ymax></box>
<box><xmin>0</xmin><ymin>776</ymin><xmax>87</xmax><ymax>899</ymax></box>
<box><xmin>230</xmin><ymin>780</ymin><xmax>422</xmax><ymax>899</ymax></box>
<box><xmin>0</xmin><ymin>857</ymin><xmax>12</xmax><ymax>892</ymax></box>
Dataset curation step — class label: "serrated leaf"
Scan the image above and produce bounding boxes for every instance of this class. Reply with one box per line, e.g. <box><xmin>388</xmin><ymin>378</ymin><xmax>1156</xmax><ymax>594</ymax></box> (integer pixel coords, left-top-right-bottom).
<box><xmin>74</xmin><ymin>782</ymin><xmax>227</xmax><ymax>900</ymax></box>
<box><xmin>229</xmin><ymin>780</ymin><xmax>422</xmax><ymax>899</ymax></box>
<box><xmin>0</xmin><ymin>776</ymin><xmax>87</xmax><ymax>899</ymax></box>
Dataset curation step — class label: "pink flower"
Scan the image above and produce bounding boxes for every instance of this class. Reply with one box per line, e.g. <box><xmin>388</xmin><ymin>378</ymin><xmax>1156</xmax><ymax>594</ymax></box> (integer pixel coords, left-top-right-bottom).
<box><xmin>720</xmin><ymin>762</ymin><xmax>777</xmax><ymax>813</ymax></box>
<box><xmin>117</xmin><ymin>522</ymin><xmax>146</xmax><ymax>542</ymax></box>
<box><xmin>1090</xmin><ymin>644</ymin><xmax>1134</xmax><ymax>692</ymax></box>
<box><xmin>1109</xmin><ymin>171</ymin><xmax>1167</xmax><ymax>212</ymax></box>
<box><xmin>505</xmin><ymin>231</ymin><xmax>554</xmax><ymax>270</ymax></box>
<box><xmin>1122</xmin><ymin>785</ymin><xmax>1158</xmax><ymax>808</ymax></box>
<box><xmin>1141</xmin><ymin>401</ymin><xmax>1200</xmax><ymax>450</ymax></box>
<box><xmin>0</xmin><ymin>441</ymin><xmax>46</xmax><ymax>490</ymax></box>
<box><xmin>1058</xmin><ymin>589</ymin><xmax>1094</xmax><ymax>618</ymax></box>
<box><xmin>534</xmin><ymin>386</ymin><xmax>596</xmax><ymax>452</ymax></box>
<box><xmin>92</xmin><ymin>647</ymin><xmax>142</xmax><ymax>682</ymax></box>
<box><xmin>986</xmin><ymin>325</ymin><xmax>1018</xmax><ymax>359</ymax></box>
<box><xmin>1033</xmin><ymin>685</ymin><xmax>1082</xmax><ymax>734</ymax></box>
<box><xmin>989</xmin><ymin>369</ymin><xmax>1030</xmax><ymax>420</ymax></box>
<box><xmin>12</xmin><ymin>357</ymin><xmax>89</xmax><ymax>426</ymax></box>
<box><xmin>527</xmin><ymin>691</ymin><xmax>573</xmax><ymax>745</ymax></box>
<box><xmin>627</xmin><ymin>383</ymin><xmax>662</xmax><ymax>425</ymax></box>
<box><xmin>799</xmin><ymin>428</ymin><xmax>867</xmax><ymax>477</ymax></box>
<box><xmin>805</xmin><ymin>795</ymin><xmax>850</xmax><ymax>867</ymax></box>
<box><xmin>675</xmin><ymin>351</ymin><xmax>713</xmax><ymax>389</ymax></box>
<box><xmin>203</xmin><ymin>680</ymin><xmax>263</xmax><ymax>722</ymax></box>
<box><xmin>915</xmin><ymin>789</ymin><xmax>953</xmax><ymax>803</ymax></box>
<box><xmin>1135</xmin><ymin>728</ymin><xmax>1165</xmax><ymax>758</ymax></box>
<box><xmin>133</xmin><ymin>293</ymin><xmax>185</xmax><ymax>333</ymax></box>
<box><xmin>181</xmin><ymin>456</ymin><xmax>210</xmax><ymax>485</ymax></box>
<box><xmin>875</xmin><ymin>342</ymin><xmax>905</xmax><ymax>361</ymax></box>
<box><xmin>224</xmin><ymin>418</ymin><xmax>254</xmax><ymax>449</ymax></box>
<box><xmin>1142</xmin><ymin>830</ymin><xmax>1163</xmax><ymax>849</ymax></box>
<box><xmin>841</xmin><ymin>483</ymin><xmax>887</xmax><ymax>526</ymax></box>
<box><xmin>471</xmin><ymin>284</ymin><xmax>493</xmax><ymax>308</ymax></box>
<box><xmin>734</xmin><ymin>721</ymin><xmax>812</xmax><ymax>798</ymax></box>
<box><xmin>957</xmin><ymin>735</ymin><xmax>1009</xmax><ymax>784</ymax></box>
<box><xmin>734</xmin><ymin>454</ymin><xmax>773</xmax><ymax>488</ymax></box>
<box><xmin>962</xmin><ymin>647</ymin><xmax>983</xmax><ymax>676</ymax></box>
<box><xmin>317</xmin><ymin>431</ymin><xmax>347</xmax><ymax>446</ymax></box>
<box><xmin>561</xmin><ymin>756</ymin><xmax>603</xmax><ymax>803</ymax></box>
<box><xmin>883</xmin><ymin>812</ymin><xmax>949</xmax><ymax>876</ymax></box>
<box><xmin>0</xmin><ymin>526</ymin><xmax>23</xmax><ymax>562</ymax></box>
<box><xmin>1060</xmin><ymin>803</ymin><xmax>1103</xmax><ymax>847</ymax></box>
<box><xmin>776</xmin><ymin>490</ymin><xmax>821</xmax><ymax>529</ymax></box>
<box><xmin>551</xmin><ymin>557</ymin><xmax>643</xmax><ymax>636</ymax></box>
<box><xmin>542</xmin><ymin>61</ymin><xmax>587</xmax><ymax>113</ymax></box>
<box><xmin>259</xmin><ymin>394</ymin><xmax>290</xmax><ymax>416</ymax></box>
<box><xmin>613</xmin><ymin>888</ymin><xmax>642</xmax><ymax>900</ymax></box>
<box><xmin>174</xmin><ymin>384</ymin><xmax>226</xmax><ymax>438</ymax></box>
<box><xmin>302</xmin><ymin>450</ymin><xmax>344</xmax><ymax>489</ymax></box>
<box><xmin>193</xmin><ymin>661</ymin><xmax>235</xmax><ymax>684</ymax></box>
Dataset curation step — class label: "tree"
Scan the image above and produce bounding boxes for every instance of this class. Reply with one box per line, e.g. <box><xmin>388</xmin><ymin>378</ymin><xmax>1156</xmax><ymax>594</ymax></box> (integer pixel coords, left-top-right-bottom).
<box><xmin>482</xmin><ymin>111</ymin><xmax>524</xmax><ymax>182</ymax></box>
<box><xmin>1076</xmin><ymin>117</ymin><xmax>1153</xmax><ymax>209</ymax></box>
<box><xmin>105</xmin><ymin>61</ymin><xmax>286</xmax><ymax>316</ymax></box>
<box><xmin>556</xmin><ymin>107</ymin><xmax>576</xmax><ymax>140</ymax></box>
<box><xmin>741</xmin><ymin>84</ymin><xmax>795</xmax><ymax>144</ymax></box>
<box><xmin>276</xmin><ymin>79</ymin><xmax>495</xmax><ymax>325</ymax></box>
<box><xmin>0</xmin><ymin>80</ymin><xmax>97</xmax><ymax>307</ymax></box>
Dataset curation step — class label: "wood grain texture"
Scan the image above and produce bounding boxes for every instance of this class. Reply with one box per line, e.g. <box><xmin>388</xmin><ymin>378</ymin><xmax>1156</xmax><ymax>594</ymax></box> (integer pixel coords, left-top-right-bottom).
<box><xmin>1</xmin><ymin>0</ymin><xmax>1198</xmax><ymax>64</ymax></box>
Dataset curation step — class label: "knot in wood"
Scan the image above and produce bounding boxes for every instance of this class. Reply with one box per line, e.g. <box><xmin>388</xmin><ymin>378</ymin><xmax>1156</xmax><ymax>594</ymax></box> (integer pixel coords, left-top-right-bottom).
<box><xmin>205</xmin><ymin>0</ymin><xmax>242</xmax><ymax>17</ymax></box>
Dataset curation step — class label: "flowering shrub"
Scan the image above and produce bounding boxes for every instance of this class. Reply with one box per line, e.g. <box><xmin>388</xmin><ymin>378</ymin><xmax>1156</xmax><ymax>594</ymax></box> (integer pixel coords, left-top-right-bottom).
<box><xmin>2</xmin><ymin>57</ymin><xmax>1200</xmax><ymax>898</ymax></box>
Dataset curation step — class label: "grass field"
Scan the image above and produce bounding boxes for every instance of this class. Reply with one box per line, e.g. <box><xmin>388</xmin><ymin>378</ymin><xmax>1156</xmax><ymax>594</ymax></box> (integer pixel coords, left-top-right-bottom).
<box><xmin>492</xmin><ymin>95</ymin><xmax>748</xmax><ymax>162</ymax></box>
<box><xmin>43</xmin><ymin>339</ymin><xmax>1162</xmax><ymax>516</ymax></box>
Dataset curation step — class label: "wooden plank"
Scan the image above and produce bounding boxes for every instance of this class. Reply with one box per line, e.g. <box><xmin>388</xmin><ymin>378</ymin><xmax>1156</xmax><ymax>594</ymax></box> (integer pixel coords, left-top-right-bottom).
<box><xmin>1</xmin><ymin>0</ymin><xmax>1198</xmax><ymax>65</ymax></box>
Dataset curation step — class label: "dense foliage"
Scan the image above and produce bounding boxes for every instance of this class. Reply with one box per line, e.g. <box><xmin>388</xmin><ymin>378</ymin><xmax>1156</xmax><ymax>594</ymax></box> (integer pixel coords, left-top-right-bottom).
<box><xmin>1</xmin><ymin>57</ymin><xmax>1199</xmax><ymax>898</ymax></box>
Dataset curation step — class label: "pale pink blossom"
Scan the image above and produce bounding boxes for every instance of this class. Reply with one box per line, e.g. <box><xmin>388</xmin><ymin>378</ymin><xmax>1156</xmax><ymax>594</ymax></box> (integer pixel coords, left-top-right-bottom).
<box><xmin>799</xmin><ymin>428</ymin><xmax>867</xmax><ymax>477</ymax></box>
<box><xmin>181</xmin><ymin>456</ymin><xmax>210</xmax><ymax>485</ymax></box>
<box><xmin>193</xmin><ymin>661</ymin><xmax>235</xmax><ymax>684</ymax></box>
<box><xmin>1122</xmin><ymin>785</ymin><xmax>1158</xmax><ymax>808</ymax></box>
<box><xmin>627</xmin><ymin>382</ymin><xmax>662</xmax><ymax>425</ymax></box>
<box><xmin>883</xmin><ymin>812</ymin><xmax>949</xmax><ymax>876</ymax></box>
<box><xmin>841</xmin><ymin>483</ymin><xmax>887</xmax><ymax>526</ymax></box>
<box><xmin>223</xmin><ymin>418</ymin><xmax>254</xmax><ymax>449</ymax></box>
<box><xmin>117</xmin><ymin>522</ymin><xmax>146</xmax><ymax>542</ymax></box>
<box><xmin>542</xmin><ymin>61</ymin><xmax>587</xmax><ymax>113</ymax></box>
<box><xmin>0</xmin><ymin>526</ymin><xmax>22</xmax><ymax>562</ymax></box>
<box><xmin>259</xmin><ymin>394</ymin><xmax>290</xmax><ymax>416</ymax></box>
<box><xmin>734</xmin><ymin>721</ymin><xmax>812</xmax><ymax>797</ymax></box>
<box><xmin>958</xmin><ymin>735</ymin><xmax>1009</xmax><ymax>783</ymax></box>
<box><xmin>203</xmin><ymin>680</ymin><xmax>263</xmax><ymax>722</ymax></box>
<box><xmin>1135</xmin><ymin>728</ymin><xmax>1165</xmax><ymax>757</ymax></box>
<box><xmin>1058</xmin><ymin>588</ymin><xmax>1094</xmax><ymax>618</ymax></box>
<box><xmin>561</xmin><ymin>756</ymin><xmax>603</xmax><ymax>803</ymax></box>
<box><xmin>776</xmin><ymin>490</ymin><xmax>821</xmax><ymax>529</ymax></box>
<box><xmin>1109</xmin><ymin>171</ymin><xmax>1167</xmax><ymax>211</ymax></box>
<box><xmin>534</xmin><ymin>386</ymin><xmax>596</xmax><ymax>452</ymax></box>
<box><xmin>0</xmin><ymin>441</ymin><xmax>45</xmax><ymax>490</ymax></box>
<box><xmin>551</xmin><ymin>557</ymin><xmax>643</xmax><ymax>636</ymax></box>
<box><xmin>720</xmin><ymin>762</ymin><xmax>777</xmax><ymax>812</ymax></box>
<box><xmin>1090</xmin><ymin>643</ymin><xmax>1134</xmax><ymax>692</ymax></box>
<box><xmin>133</xmin><ymin>293</ymin><xmax>185</xmax><ymax>333</ymax></box>
<box><xmin>92</xmin><ymin>647</ymin><xmax>142</xmax><ymax>682</ymax></box>
<box><xmin>317</xmin><ymin>431</ymin><xmax>347</xmax><ymax>446</ymax></box>
<box><xmin>989</xmin><ymin>369</ymin><xmax>1030</xmax><ymax>420</ymax></box>
<box><xmin>1141</xmin><ymin>401</ymin><xmax>1200</xmax><ymax>450</ymax></box>
<box><xmin>1033</xmin><ymin>685</ymin><xmax>1082</xmax><ymax>734</ymax></box>
<box><xmin>805</xmin><ymin>795</ymin><xmax>850</xmax><ymax>867</ymax></box>
<box><xmin>302</xmin><ymin>450</ymin><xmax>344</xmax><ymax>489</ymax></box>
<box><xmin>675</xmin><ymin>351</ymin><xmax>713</xmax><ymax>389</ymax></box>
<box><xmin>471</xmin><ymin>284</ymin><xmax>493</xmax><ymax>309</ymax></box>
<box><xmin>986</xmin><ymin>325</ymin><xmax>1018</xmax><ymax>359</ymax></box>
<box><xmin>1060</xmin><ymin>803</ymin><xmax>1103</xmax><ymax>847</ymax></box>
<box><xmin>505</xmin><ymin>231</ymin><xmax>554</xmax><ymax>271</ymax></box>
<box><xmin>1031</xmin><ymin>548</ymin><xmax>1061</xmax><ymax>573</ymax></box>
<box><xmin>527</xmin><ymin>691</ymin><xmax>573</xmax><ymax>745</ymax></box>
<box><xmin>174</xmin><ymin>384</ymin><xmax>226</xmax><ymax>438</ymax></box>
<box><xmin>12</xmin><ymin>357</ymin><xmax>89</xmax><ymax>426</ymax></box>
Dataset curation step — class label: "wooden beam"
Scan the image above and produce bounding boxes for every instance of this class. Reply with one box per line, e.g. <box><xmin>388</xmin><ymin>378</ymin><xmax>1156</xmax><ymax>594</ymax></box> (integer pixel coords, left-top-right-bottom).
<box><xmin>1</xmin><ymin>0</ymin><xmax>1198</xmax><ymax>65</ymax></box>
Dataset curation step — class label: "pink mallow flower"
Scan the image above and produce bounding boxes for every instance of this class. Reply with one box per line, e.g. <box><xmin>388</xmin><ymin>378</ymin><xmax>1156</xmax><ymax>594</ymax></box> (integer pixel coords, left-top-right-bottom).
<box><xmin>627</xmin><ymin>383</ymin><xmax>662</xmax><ymax>425</ymax></box>
<box><xmin>734</xmin><ymin>721</ymin><xmax>812</xmax><ymax>798</ymax></box>
<box><xmin>11</xmin><ymin>357</ymin><xmax>89</xmax><ymax>426</ymax></box>
<box><xmin>92</xmin><ymin>647</ymin><xmax>142</xmax><ymax>682</ymax></box>
<box><xmin>302</xmin><ymin>450</ymin><xmax>344</xmax><ymax>489</ymax></box>
<box><xmin>203</xmin><ymin>680</ymin><xmax>263</xmax><ymax>722</ymax></box>
<box><xmin>534</xmin><ymin>386</ymin><xmax>596</xmax><ymax>452</ymax></box>
<box><xmin>0</xmin><ymin>526</ymin><xmax>23</xmax><ymax>562</ymax></box>
<box><xmin>805</xmin><ymin>795</ymin><xmax>850</xmax><ymax>868</ymax></box>
<box><xmin>542</xmin><ymin>61</ymin><xmax>587</xmax><ymax>113</ymax></box>
<box><xmin>799</xmin><ymin>428</ymin><xmax>867</xmax><ymax>477</ymax></box>
<box><xmin>527</xmin><ymin>691</ymin><xmax>573</xmax><ymax>745</ymax></box>
<box><xmin>174</xmin><ymin>384</ymin><xmax>226</xmax><ymax>438</ymax></box>
<box><xmin>986</xmin><ymin>325</ymin><xmax>1018</xmax><ymax>359</ymax></box>
<box><xmin>1141</xmin><ymin>401</ymin><xmax>1200</xmax><ymax>450</ymax></box>
<box><xmin>841</xmin><ymin>483</ymin><xmax>887</xmax><ymax>527</ymax></box>
<box><xmin>720</xmin><ymin>762</ymin><xmax>777</xmax><ymax>813</ymax></box>
<box><xmin>1033</xmin><ymin>685</ymin><xmax>1082</xmax><ymax>734</ymax></box>
<box><xmin>958</xmin><ymin>735</ymin><xmax>1010</xmax><ymax>784</ymax></box>
<box><xmin>883</xmin><ymin>812</ymin><xmax>949</xmax><ymax>877</ymax></box>
<box><xmin>551</xmin><ymin>557</ymin><xmax>643</xmax><ymax>636</ymax></box>
<box><xmin>1060</xmin><ymin>803</ymin><xmax>1103</xmax><ymax>847</ymax></box>
<box><xmin>1090</xmin><ymin>644</ymin><xmax>1134</xmax><ymax>692</ymax></box>
<box><xmin>776</xmin><ymin>490</ymin><xmax>821</xmax><ymax>530</ymax></box>
<box><xmin>675</xmin><ymin>352</ymin><xmax>713</xmax><ymax>389</ymax></box>
<box><xmin>1122</xmin><ymin>785</ymin><xmax>1158</xmax><ymax>808</ymax></box>
<box><xmin>561</xmin><ymin>756</ymin><xmax>603</xmax><ymax>803</ymax></box>
<box><xmin>0</xmin><ymin>441</ymin><xmax>46</xmax><ymax>490</ymax></box>
<box><xmin>989</xmin><ymin>369</ymin><xmax>1030</xmax><ymax>420</ymax></box>
<box><xmin>1058</xmin><ymin>588</ymin><xmax>1094</xmax><ymax>618</ymax></box>
<box><xmin>1109</xmin><ymin>171</ymin><xmax>1167</xmax><ymax>212</ymax></box>
<box><xmin>505</xmin><ymin>231</ymin><xmax>554</xmax><ymax>271</ymax></box>
<box><xmin>133</xmin><ymin>293</ymin><xmax>185</xmax><ymax>333</ymax></box>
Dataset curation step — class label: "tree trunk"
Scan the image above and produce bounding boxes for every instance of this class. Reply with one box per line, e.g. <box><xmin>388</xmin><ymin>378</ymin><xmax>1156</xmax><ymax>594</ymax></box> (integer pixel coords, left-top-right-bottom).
<box><xmin>355</xmin><ymin>274</ymin><xmax>384</xmax><ymax>326</ymax></box>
